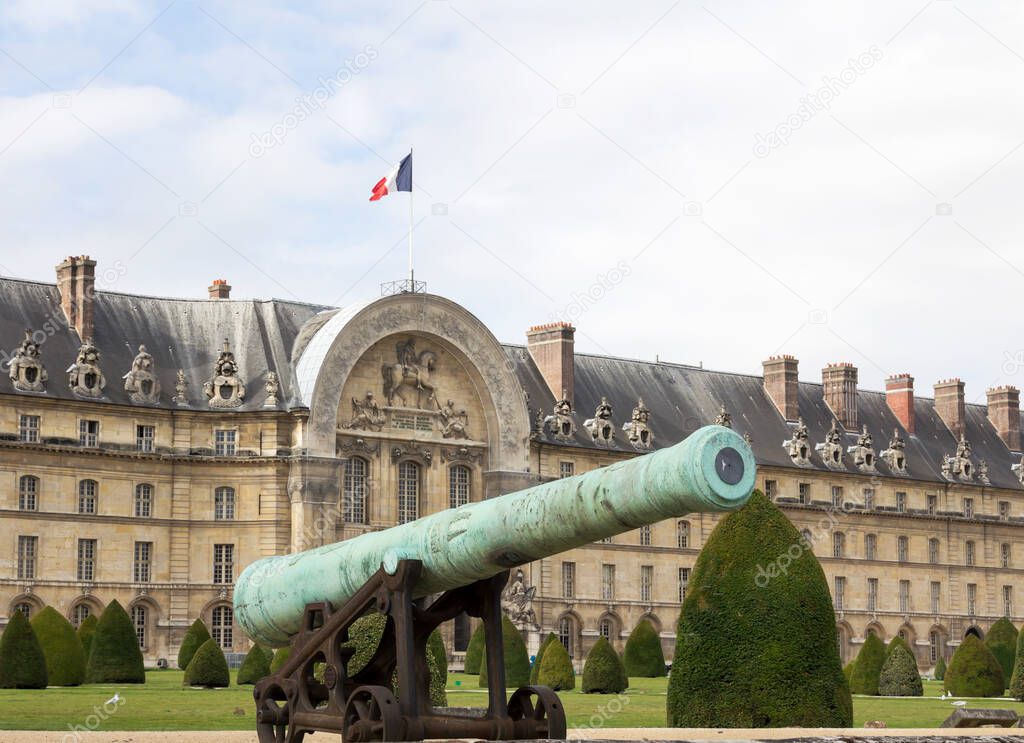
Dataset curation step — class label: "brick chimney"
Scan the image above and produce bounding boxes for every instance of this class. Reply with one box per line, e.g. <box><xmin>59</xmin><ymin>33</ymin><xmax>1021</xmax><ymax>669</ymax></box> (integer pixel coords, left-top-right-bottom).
<box><xmin>763</xmin><ymin>355</ymin><xmax>799</xmax><ymax>421</ymax></box>
<box><xmin>885</xmin><ymin>374</ymin><xmax>915</xmax><ymax>434</ymax></box>
<box><xmin>934</xmin><ymin>378</ymin><xmax>966</xmax><ymax>438</ymax></box>
<box><xmin>55</xmin><ymin>255</ymin><xmax>96</xmax><ymax>340</ymax></box>
<box><xmin>822</xmin><ymin>362</ymin><xmax>858</xmax><ymax>429</ymax></box>
<box><xmin>987</xmin><ymin>386</ymin><xmax>1021</xmax><ymax>451</ymax></box>
<box><xmin>526</xmin><ymin>322</ymin><xmax>575</xmax><ymax>403</ymax></box>
<box><xmin>208</xmin><ymin>279</ymin><xmax>231</xmax><ymax>299</ymax></box>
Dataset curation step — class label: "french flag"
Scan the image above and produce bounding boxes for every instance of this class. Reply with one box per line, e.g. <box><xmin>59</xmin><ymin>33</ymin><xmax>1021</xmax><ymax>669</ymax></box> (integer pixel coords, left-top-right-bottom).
<box><xmin>369</xmin><ymin>152</ymin><xmax>412</xmax><ymax>201</ymax></box>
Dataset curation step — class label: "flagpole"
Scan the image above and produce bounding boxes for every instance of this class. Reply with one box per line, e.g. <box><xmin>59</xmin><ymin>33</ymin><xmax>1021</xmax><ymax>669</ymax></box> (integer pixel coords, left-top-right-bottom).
<box><xmin>408</xmin><ymin>147</ymin><xmax>414</xmax><ymax>287</ymax></box>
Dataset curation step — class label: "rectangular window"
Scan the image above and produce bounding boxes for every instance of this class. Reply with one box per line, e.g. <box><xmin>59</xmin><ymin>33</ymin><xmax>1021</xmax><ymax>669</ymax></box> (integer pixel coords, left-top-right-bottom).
<box><xmin>863</xmin><ymin>488</ymin><xmax>875</xmax><ymax>510</ymax></box>
<box><xmin>19</xmin><ymin>476</ymin><xmax>38</xmax><ymax>511</ymax></box>
<box><xmin>77</xmin><ymin>539</ymin><xmax>96</xmax><ymax>581</ymax></box>
<box><xmin>967</xmin><ymin>583</ymin><xmax>977</xmax><ymax>616</ymax></box>
<box><xmin>678</xmin><ymin>567</ymin><xmax>690</xmax><ymax>603</ymax></box>
<box><xmin>764</xmin><ymin>479</ymin><xmax>777</xmax><ymax>499</ymax></box>
<box><xmin>897</xmin><ymin>536</ymin><xmax>908</xmax><ymax>563</ymax></box>
<box><xmin>79</xmin><ymin>420</ymin><xmax>99</xmax><ymax>447</ymax></box>
<box><xmin>831</xmin><ymin>485</ymin><xmax>843</xmax><ymax>508</ymax></box>
<box><xmin>213</xmin><ymin>544</ymin><xmax>234</xmax><ymax>584</ymax></box>
<box><xmin>964</xmin><ymin>497</ymin><xmax>974</xmax><ymax>519</ymax></box>
<box><xmin>17</xmin><ymin>536</ymin><xmax>37</xmax><ymax>580</ymax></box>
<box><xmin>1004</xmin><ymin>585</ymin><xmax>1014</xmax><ymax>617</ymax></box>
<box><xmin>639</xmin><ymin>525</ymin><xmax>651</xmax><ymax>546</ymax></box>
<box><xmin>927</xmin><ymin>494</ymin><xmax>937</xmax><ymax>515</ymax></box>
<box><xmin>899</xmin><ymin>580</ymin><xmax>910</xmax><ymax>613</ymax></box>
<box><xmin>397</xmin><ymin>462</ymin><xmax>420</xmax><ymax>524</ymax></box>
<box><xmin>865</xmin><ymin>533</ymin><xmax>876</xmax><ymax>560</ymax></box>
<box><xmin>798</xmin><ymin>482</ymin><xmax>810</xmax><ymax>504</ymax></box>
<box><xmin>965</xmin><ymin>541</ymin><xmax>975</xmax><ymax>567</ymax></box>
<box><xmin>18</xmin><ymin>414</ymin><xmax>40</xmax><ymax>443</ymax></box>
<box><xmin>929</xmin><ymin>539</ymin><xmax>940</xmax><ymax>564</ymax></box>
<box><xmin>559</xmin><ymin>461</ymin><xmax>574</xmax><ymax>479</ymax></box>
<box><xmin>214</xmin><ymin>429</ymin><xmax>236</xmax><ymax>456</ymax></box>
<box><xmin>867</xmin><ymin>578</ymin><xmax>878</xmax><ymax>612</ymax></box>
<box><xmin>561</xmin><ymin>562</ymin><xmax>575</xmax><ymax>599</ymax></box>
<box><xmin>601</xmin><ymin>564</ymin><xmax>615</xmax><ymax>600</ymax></box>
<box><xmin>1000</xmin><ymin>501</ymin><xmax>1011</xmax><ymax>520</ymax></box>
<box><xmin>136</xmin><ymin>425</ymin><xmax>155</xmax><ymax>453</ymax></box>
<box><xmin>834</xmin><ymin>576</ymin><xmax>846</xmax><ymax>610</ymax></box>
<box><xmin>1002</xmin><ymin>543</ymin><xmax>1011</xmax><ymax>569</ymax></box>
<box><xmin>895</xmin><ymin>491</ymin><xmax>906</xmax><ymax>513</ymax></box>
<box><xmin>133</xmin><ymin>541</ymin><xmax>152</xmax><ymax>583</ymax></box>
<box><xmin>931</xmin><ymin>581</ymin><xmax>941</xmax><ymax>614</ymax></box>
<box><xmin>640</xmin><ymin>565</ymin><xmax>653</xmax><ymax>602</ymax></box>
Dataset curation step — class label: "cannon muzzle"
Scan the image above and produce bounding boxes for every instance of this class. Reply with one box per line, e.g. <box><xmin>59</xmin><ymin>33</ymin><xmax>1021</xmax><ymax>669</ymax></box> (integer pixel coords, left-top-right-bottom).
<box><xmin>235</xmin><ymin>424</ymin><xmax>754</xmax><ymax>647</ymax></box>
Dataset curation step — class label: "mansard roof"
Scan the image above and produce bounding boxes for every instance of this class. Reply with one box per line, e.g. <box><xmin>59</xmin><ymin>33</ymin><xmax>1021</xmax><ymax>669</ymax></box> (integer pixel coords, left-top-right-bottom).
<box><xmin>506</xmin><ymin>346</ymin><xmax>1024</xmax><ymax>491</ymax></box>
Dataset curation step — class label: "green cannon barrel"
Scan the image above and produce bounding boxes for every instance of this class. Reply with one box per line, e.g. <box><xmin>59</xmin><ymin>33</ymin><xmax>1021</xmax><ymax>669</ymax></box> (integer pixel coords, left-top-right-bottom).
<box><xmin>235</xmin><ymin>425</ymin><xmax>755</xmax><ymax>647</ymax></box>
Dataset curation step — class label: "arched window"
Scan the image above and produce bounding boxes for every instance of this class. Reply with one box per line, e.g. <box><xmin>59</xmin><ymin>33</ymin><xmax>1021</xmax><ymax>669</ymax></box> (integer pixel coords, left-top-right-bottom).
<box><xmin>14</xmin><ymin>602</ymin><xmax>32</xmax><ymax>618</ymax></box>
<box><xmin>78</xmin><ymin>480</ymin><xmax>97</xmax><ymax>514</ymax></box>
<box><xmin>929</xmin><ymin>630</ymin><xmax>941</xmax><ymax>664</ymax></box>
<box><xmin>965</xmin><ymin>540</ymin><xmax>975</xmax><ymax>567</ymax></box>
<box><xmin>134</xmin><ymin>483</ymin><xmax>153</xmax><ymax>518</ymax></box>
<box><xmin>214</xmin><ymin>487</ymin><xmax>235</xmax><ymax>520</ymax></box>
<box><xmin>18</xmin><ymin>475</ymin><xmax>38</xmax><ymax>511</ymax></box>
<box><xmin>677</xmin><ymin>520</ymin><xmax>690</xmax><ymax>549</ymax></box>
<box><xmin>131</xmin><ymin>604</ymin><xmax>147</xmax><ymax>649</ymax></box>
<box><xmin>397</xmin><ymin>462</ymin><xmax>420</xmax><ymax>524</ymax></box>
<box><xmin>342</xmin><ymin>457</ymin><xmax>368</xmax><ymax>523</ymax></box>
<box><xmin>71</xmin><ymin>603</ymin><xmax>91</xmax><ymax>629</ymax></box>
<box><xmin>212</xmin><ymin>605</ymin><xmax>233</xmax><ymax>649</ymax></box>
<box><xmin>833</xmin><ymin>531</ymin><xmax>845</xmax><ymax>558</ymax></box>
<box><xmin>897</xmin><ymin>536</ymin><xmax>908</xmax><ymax>563</ymax></box>
<box><xmin>558</xmin><ymin>616</ymin><xmax>574</xmax><ymax>655</ymax></box>
<box><xmin>928</xmin><ymin>538</ymin><xmax>940</xmax><ymax>564</ymax></box>
<box><xmin>449</xmin><ymin>465</ymin><xmax>470</xmax><ymax>509</ymax></box>
<box><xmin>599</xmin><ymin>617</ymin><xmax>614</xmax><ymax>641</ymax></box>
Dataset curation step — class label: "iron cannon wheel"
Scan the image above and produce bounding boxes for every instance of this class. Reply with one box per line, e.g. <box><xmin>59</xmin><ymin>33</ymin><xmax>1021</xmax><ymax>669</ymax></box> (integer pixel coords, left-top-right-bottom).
<box><xmin>343</xmin><ymin>685</ymin><xmax>402</xmax><ymax>742</ymax></box>
<box><xmin>254</xmin><ymin>680</ymin><xmax>300</xmax><ymax>743</ymax></box>
<box><xmin>508</xmin><ymin>685</ymin><xmax>567</xmax><ymax>739</ymax></box>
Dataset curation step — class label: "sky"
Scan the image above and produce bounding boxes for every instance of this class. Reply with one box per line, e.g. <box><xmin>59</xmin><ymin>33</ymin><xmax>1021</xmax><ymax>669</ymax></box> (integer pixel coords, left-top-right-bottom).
<box><xmin>1</xmin><ymin>1</ymin><xmax>1023</xmax><ymax>402</ymax></box>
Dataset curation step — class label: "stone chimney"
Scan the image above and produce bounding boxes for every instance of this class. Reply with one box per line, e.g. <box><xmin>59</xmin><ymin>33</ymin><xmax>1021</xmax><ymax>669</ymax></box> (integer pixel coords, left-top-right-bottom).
<box><xmin>763</xmin><ymin>355</ymin><xmax>799</xmax><ymax>421</ymax></box>
<box><xmin>987</xmin><ymin>386</ymin><xmax>1021</xmax><ymax>451</ymax></box>
<box><xmin>56</xmin><ymin>255</ymin><xmax>96</xmax><ymax>341</ymax></box>
<box><xmin>208</xmin><ymin>279</ymin><xmax>231</xmax><ymax>299</ymax></box>
<box><xmin>526</xmin><ymin>322</ymin><xmax>575</xmax><ymax>403</ymax></box>
<box><xmin>885</xmin><ymin>373</ymin><xmax>915</xmax><ymax>434</ymax></box>
<box><xmin>934</xmin><ymin>378</ymin><xmax>966</xmax><ymax>438</ymax></box>
<box><xmin>822</xmin><ymin>362</ymin><xmax>858</xmax><ymax>429</ymax></box>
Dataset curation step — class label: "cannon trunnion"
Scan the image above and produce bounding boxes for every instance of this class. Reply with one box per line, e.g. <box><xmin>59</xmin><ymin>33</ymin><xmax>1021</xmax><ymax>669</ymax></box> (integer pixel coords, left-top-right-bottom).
<box><xmin>253</xmin><ymin>560</ymin><xmax>565</xmax><ymax>743</ymax></box>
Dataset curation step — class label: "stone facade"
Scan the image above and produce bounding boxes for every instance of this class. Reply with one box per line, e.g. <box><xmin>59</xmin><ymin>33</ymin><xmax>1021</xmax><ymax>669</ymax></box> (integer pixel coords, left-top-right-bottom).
<box><xmin>1</xmin><ymin>257</ymin><xmax>1023</xmax><ymax>672</ymax></box>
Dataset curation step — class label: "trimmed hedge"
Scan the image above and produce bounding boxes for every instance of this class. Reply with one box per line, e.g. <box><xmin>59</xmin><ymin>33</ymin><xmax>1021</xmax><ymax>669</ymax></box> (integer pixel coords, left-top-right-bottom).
<box><xmin>270</xmin><ymin>646</ymin><xmax>292</xmax><ymax>674</ymax></box>
<box><xmin>878</xmin><ymin>643</ymin><xmax>922</xmax><ymax>696</ymax></box>
<box><xmin>944</xmin><ymin>634</ymin><xmax>1005</xmax><ymax>697</ymax></box>
<box><xmin>934</xmin><ymin>655</ymin><xmax>946</xmax><ymax>682</ymax></box>
<box><xmin>667</xmin><ymin>490</ymin><xmax>852</xmax><ymax>727</ymax></box>
<box><xmin>178</xmin><ymin>619</ymin><xmax>212</xmax><ymax>671</ymax></box>
<box><xmin>185</xmin><ymin>638</ymin><xmax>230</xmax><ymax>687</ymax></box>
<box><xmin>77</xmin><ymin>614</ymin><xmax>98</xmax><ymax>661</ymax></box>
<box><xmin>464</xmin><ymin>623</ymin><xmax>485</xmax><ymax>675</ymax></box>
<box><xmin>623</xmin><ymin>620</ymin><xmax>666</xmax><ymax>678</ymax></box>
<box><xmin>479</xmin><ymin>615</ymin><xmax>530</xmax><ymax>689</ymax></box>
<box><xmin>887</xmin><ymin>635</ymin><xmax>911</xmax><ymax>658</ymax></box>
<box><xmin>843</xmin><ymin>661</ymin><xmax>855</xmax><ymax>683</ymax></box>
<box><xmin>31</xmin><ymin>606</ymin><xmax>86</xmax><ymax>686</ymax></box>
<box><xmin>531</xmin><ymin>633</ymin><xmax>558</xmax><ymax>684</ymax></box>
<box><xmin>985</xmin><ymin>617</ymin><xmax>1018</xmax><ymax>685</ymax></box>
<box><xmin>581</xmin><ymin>636</ymin><xmax>626</xmax><ymax>694</ymax></box>
<box><xmin>537</xmin><ymin>637</ymin><xmax>575</xmax><ymax>690</ymax></box>
<box><xmin>85</xmin><ymin>600</ymin><xmax>145</xmax><ymax>684</ymax></box>
<box><xmin>850</xmin><ymin>633</ymin><xmax>886</xmax><ymax>695</ymax></box>
<box><xmin>428</xmin><ymin>630</ymin><xmax>448</xmax><ymax>688</ymax></box>
<box><xmin>1009</xmin><ymin>628</ymin><xmax>1024</xmax><ymax>700</ymax></box>
<box><xmin>237</xmin><ymin>645</ymin><xmax>272</xmax><ymax>685</ymax></box>
<box><xmin>0</xmin><ymin>610</ymin><xmax>47</xmax><ymax>689</ymax></box>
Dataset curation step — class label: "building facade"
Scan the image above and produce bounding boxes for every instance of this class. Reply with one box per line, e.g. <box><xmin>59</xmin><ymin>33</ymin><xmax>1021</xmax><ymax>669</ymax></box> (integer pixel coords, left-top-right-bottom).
<box><xmin>2</xmin><ymin>256</ymin><xmax>1022</xmax><ymax>670</ymax></box>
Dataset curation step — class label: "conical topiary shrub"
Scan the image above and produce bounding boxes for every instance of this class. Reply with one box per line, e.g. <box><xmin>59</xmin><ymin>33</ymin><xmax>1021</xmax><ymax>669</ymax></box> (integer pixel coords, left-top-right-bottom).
<box><xmin>178</xmin><ymin>619</ymin><xmax>212</xmax><ymax>670</ymax></box>
<box><xmin>934</xmin><ymin>655</ymin><xmax>946</xmax><ymax>682</ymax></box>
<box><xmin>537</xmin><ymin>637</ymin><xmax>575</xmax><ymax>690</ymax></box>
<box><xmin>237</xmin><ymin>645</ymin><xmax>272</xmax><ymax>685</ymax></box>
<box><xmin>985</xmin><ymin>618</ymin><xmax>1018</xmax><ymax>686</ymax></box>
<box><xmin>531</xmin><ymin>633</ymin><xmax>558</xmax><ymax>684</ymax></box>
<box><xmin>843</xmin><ymin>661</ymin><xmax>856</xmax><ymax>683</ymax></box>
<box><xmin>1009</xmin><ymin>629</ymin><xmax>1024</xmax><ymax>700</ymax></box>
<box><xmin>878</xmin><ymin>643</ymin><xmax>923</xmax><ymax>696</ymax></box>
<box><xmin>464</xmin><ymin>623</ymin><xmax>485</xmax><ymax>675</ymax></box>
<box><xmin>77</xmin><ymin>614</ymin><xmax>98</xmax><ymax>660</ymax></box>
<box><xmin>581</xmin><ymin>636</ymin><xmax>626</xmax><ymax>694</ymax></box>
<box><xmin>667</xmin><ymin>490</ymin><xmax>852</xmax><ymax>726</ymax></box>
<box><xmin>850</xmin><ymin>633</ymin><xmax>886</xmax><ymax>695</ymax></box>
<box><xmin>887</xmin><ymin>635</ymin><xmax>911</xmax><ymax>658</ymax></box>
<box><xmin>270</xmin><ymin>645</ymin><xmax>292</xmax><ymax>674</ymax></box>
<box><xmin>428</xmin><ymin>630</ymin><xmax>448</xmax><ymax>688</ymax></box>
<box><xmin>623</xmin><ymin>619</ymin><xmax>666</xmax><ymax>677</ymax></box>
<box><xmin>0</xmin><ymin>610</ymin><xmax>47</xmax><ymax>689</ymax></box>
<box><xmin>184</xmin><ymin>638</ymin><xmax>229</xmax><ymax>687</ymax></box>
<box><xmin>945</xmin><ymin>634</ymin><xmax>1005</xmax><ymax>697</ymax></box>
<box><xmin>479</xmin><ymin>615</ymin><xmax>530</xmax><ymax>688</ymax></box>
<box><xmin>85</xmin><ymin>600</ymin><xmax>145</xmax><ymax>684</ymax></box>
<box><xmin>31</xmin><ymin>606</ymin><xmax>86</xmax><ymax>686</ymax></box>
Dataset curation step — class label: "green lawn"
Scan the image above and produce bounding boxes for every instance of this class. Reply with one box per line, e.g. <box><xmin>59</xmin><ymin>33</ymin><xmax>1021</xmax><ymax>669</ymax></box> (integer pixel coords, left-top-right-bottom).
<box><xmin>3</xmin><ymin>672</ymin><xmax>1024</xmax><ymax>731</ymax></box>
